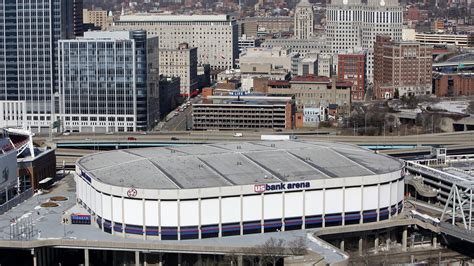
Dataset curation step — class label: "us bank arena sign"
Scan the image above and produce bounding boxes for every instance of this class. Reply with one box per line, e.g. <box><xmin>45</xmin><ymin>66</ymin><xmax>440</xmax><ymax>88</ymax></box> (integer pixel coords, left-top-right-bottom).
<box><xmin>254</xmin><ymin>181</ymin><xmax>311</xmax><ymax>193</ymax></box>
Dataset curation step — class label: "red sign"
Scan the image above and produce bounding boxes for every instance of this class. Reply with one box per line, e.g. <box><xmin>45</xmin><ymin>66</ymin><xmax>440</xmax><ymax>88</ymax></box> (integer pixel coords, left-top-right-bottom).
<box><xmin>254</xmin><ymin>184</ymin><xmax>266</xmax><ymax>193</ymax></box>
<box><xmin>127</xmin><ymin>188</ymin><xmax>138</xmax><ymax>198</ymax></box>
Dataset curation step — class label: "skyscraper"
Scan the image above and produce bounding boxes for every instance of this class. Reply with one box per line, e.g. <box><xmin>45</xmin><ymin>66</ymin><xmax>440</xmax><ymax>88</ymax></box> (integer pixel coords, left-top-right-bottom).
<box><xmin>326</xmin><ymin>0</ymin><xmax>403</xmax><ymax>81</ymax></box>
<box><xmin>58</xmin><ymin>31</ymin><xmax>160</xmax><ymax>133</ymax></box>
<box><xmin>294</xmin><ymin>0</ymin><xmax>314</xmax><ymax>39</ymax></box>
<box><xmin>0</xmin><ymin>0</ymin><xmax>78</xmax><ymax>132</ymax></box>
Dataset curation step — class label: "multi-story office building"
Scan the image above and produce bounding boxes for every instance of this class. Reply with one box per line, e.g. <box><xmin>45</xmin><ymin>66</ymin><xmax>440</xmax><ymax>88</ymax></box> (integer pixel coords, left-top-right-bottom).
<box><xmin>338</xmin><ymin>51</ymin><xmax>367</xmax><ymax>101</ymax></box>
<box><xmin>415</xmin><ymin>32</ymin><xmax>474</xmax><ymax>48</ymax></box>
<box><xmin>58</xmin><ymin>31</ymin><xmax>160</xmax><ymax>133</ymax></box>
<box><xmin>238</xmin><ymin>35</ymin><xmax>261</xmax><ymax>53</ymax></box>
<box><xmin>294</xmin><ymin>0</ymin><xmax>314</xmax><ymax>39</ymax></box>
<box><xmin>66</xmin><ymin>0</ymin><xmax>84</xmax><ymax>37</ymax></box>
<box><xmin>326</xmin><ymin>0</ymin><xmax>403</xmax><ymax>81</ymax></box>
<box><xmin>159</xmin><ymin>43</ymin><xmax>198</xmax><ymax>97</ymax></box>
<box><xmin>113</xmin><ymin>14</ymin><xmax>238</xmax><ymax>70</ymax></box>
<box><xmin>261</xmin><ymin>38</ymin><xmax>327</xmax><ymax>56</ymax></box>
<box><xmin>268</xmin><ymin>75</ymin><xmax>352</xmax><ymax>112</ymax></box>
<box><xmin>83</xmin><ymin>9</ymin><xmax>112</xmax><ymax>31</ymax></box>
<box><xmin>374</xmin><ymin>36</ymin><xmax>433</xmax><ymax>99</ymax></box>
<box><xmin>239</xmin><ymin>47</ymin><xmax>299</xmax><ymax>73</ymax></box>
<box><xmin>192</xmin><ymin>96</ymin><xmax>295</xmax><ymax>130</ymax></box>
<box><xmin>318</xmin><ymin>54</ymin><xmax>334</xmax><ymax>78</ymax></box>
<box><xmin>0</xmin><ymin>0</ymin><xmax>76</xmax><ymax>132</ymax></box>
<box><xmin>240</xmin><ymin>16</ymin><xmax>294</xmax><ymax>37</ymax></box>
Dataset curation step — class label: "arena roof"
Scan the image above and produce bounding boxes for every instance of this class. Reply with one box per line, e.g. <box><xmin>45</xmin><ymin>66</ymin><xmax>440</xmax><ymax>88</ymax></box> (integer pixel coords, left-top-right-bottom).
<box><xmin>77</xmin><ymin>141</ymin><xmax>403</xmax><ymax>190</ymax></box>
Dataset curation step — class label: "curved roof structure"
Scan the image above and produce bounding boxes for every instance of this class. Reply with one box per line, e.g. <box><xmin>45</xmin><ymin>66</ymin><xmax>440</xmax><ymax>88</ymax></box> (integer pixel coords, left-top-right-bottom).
<box><xmin>77</xmin><ymin>141</ymin><xmax>403</xmax><ymax>190</ymax></box>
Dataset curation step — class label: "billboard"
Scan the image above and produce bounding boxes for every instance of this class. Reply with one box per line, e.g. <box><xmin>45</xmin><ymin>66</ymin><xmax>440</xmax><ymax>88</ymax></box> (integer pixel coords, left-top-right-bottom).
<box><xmin>0</xmin><ymin>139</ymin><xmax>17</xmax><ymax>187</ymax></box>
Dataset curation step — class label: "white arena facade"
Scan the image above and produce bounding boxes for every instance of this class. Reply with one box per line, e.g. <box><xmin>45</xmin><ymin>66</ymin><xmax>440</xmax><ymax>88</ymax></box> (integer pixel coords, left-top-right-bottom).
<box><xmin>75</xmin><ymin>141</ymin><xmax>405</xmax><ymax>240</ymax></box>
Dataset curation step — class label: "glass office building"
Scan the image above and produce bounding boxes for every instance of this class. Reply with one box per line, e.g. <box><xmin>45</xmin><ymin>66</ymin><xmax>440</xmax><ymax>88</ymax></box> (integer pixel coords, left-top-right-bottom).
<box><xmin>0</xmin><ymin>0</ymin><xmax>78</xmax><ymax>132</ymax></box>
<box><xmin>58</xmin><ymin>31</ymin><xmax>159</xmax><ymax>133</ymax></box>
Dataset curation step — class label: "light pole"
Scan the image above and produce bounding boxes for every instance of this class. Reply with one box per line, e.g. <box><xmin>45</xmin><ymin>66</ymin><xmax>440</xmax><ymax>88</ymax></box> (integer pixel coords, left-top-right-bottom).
<box><xmin>365</xmin><ymin>112</ymin><xmax>368</xmax><ymax>135</ymax></box>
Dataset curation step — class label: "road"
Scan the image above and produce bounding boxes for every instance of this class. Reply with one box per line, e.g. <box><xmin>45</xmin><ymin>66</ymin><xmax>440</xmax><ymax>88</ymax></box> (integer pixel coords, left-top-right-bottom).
<box><xmin>47</xmin><ymin>131</ymin><xmax>474</xmax><ymax>146</ymax></box>
<box><xmin>161</xmin><ymin>96</ymin><xmax>200</xmax><ymax>131</ymax></box>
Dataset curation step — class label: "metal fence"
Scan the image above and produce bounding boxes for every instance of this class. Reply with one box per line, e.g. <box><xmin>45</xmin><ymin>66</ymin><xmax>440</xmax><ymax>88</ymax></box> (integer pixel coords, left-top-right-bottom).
<box><xmin>0</xmin><ymin>188</ymin><xmax>33</xmax><ymax>215</ymax></box>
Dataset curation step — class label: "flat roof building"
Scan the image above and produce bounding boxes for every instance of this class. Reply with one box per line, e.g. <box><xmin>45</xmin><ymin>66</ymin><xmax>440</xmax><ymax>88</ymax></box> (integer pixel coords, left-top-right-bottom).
<box><xmin>374</xmin><ymin>36</ymin><xmax>433</xmax><ymax>99</ymax></box>
<box><xmin>75</xmin><ymin>141</ymin><xmax>404</xmax><ymax>240</ymax></box>
<box><xmin>338</xmin><ymin>50</ymin><xmax>367</xmax><ymax>101</ymax></box>
<box><xmin>113</xmin><ymin>14</ymin><xmax>238</xmax><ymax>70</ymax></box>
<box><xmin>83</xmin><ymin>9</ymin><xmax>112</xmax><ymax>31</ymax></box>
<box><xmin>261</xmin><ymin>38</ymin><xmax>327</xmax><ymax>57</ymax></box>
<box><xmin>58</xmin><ymin>31</ymin><xmax>160</xmax><ymax>133</ymax></box>
<box><xmin>239</xmin><ymin>47</ymin><xmax>299</xmax><ymax>73</ymax></box>
<box><xmin>159</xmin><ymin>43</ymin><xmax>198</xmax><ymax>97</ymax></box>
<box><xmin>268</xmin><ymin>75</ymin><xmax>351</xmax><ymax>112</ymax></box>
<box><xmin>433</xmin><ymin>72</ymin><xmax>474</xmax><ymax>97</ymax></box>
<box><xmin>415</xmin><ymin>32</ymin><xmax>474</xmax><ymax>48</ymax></box>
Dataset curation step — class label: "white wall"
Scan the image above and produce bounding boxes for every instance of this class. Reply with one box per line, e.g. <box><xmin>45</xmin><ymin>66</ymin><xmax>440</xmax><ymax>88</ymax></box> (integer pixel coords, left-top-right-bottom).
<box><xmin>75</xmin><ymin>171</ymin><xmax>403</xmax><ymax>235</ymax></box>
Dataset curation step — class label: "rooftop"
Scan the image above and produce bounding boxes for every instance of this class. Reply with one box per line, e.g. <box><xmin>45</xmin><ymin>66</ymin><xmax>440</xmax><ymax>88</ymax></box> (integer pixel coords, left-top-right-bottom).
<box><xmin>291</xmin><ymin>75</ymin><xmax>331</xmax><ymax>83</ymax></box>
<box><xmin>198</xmin><ymin>95</ymin><xmax>293</xmax><ymax>105</ymax></box>
<box><xmin>77</xmin><ymin>141</ymin><xmax>403</xmax><ymax>190</ymax></box>
<box><xmin>117</xmin><ymin>14</ymin><xmax>232</xmax><ymax>22</ymax></box>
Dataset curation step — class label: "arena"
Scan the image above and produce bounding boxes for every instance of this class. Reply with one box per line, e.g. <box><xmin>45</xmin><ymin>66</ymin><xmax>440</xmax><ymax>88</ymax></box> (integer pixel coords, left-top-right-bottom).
<box><xmin>75</xmin><ymin>141</ymin><xmax>404</xmax><ymax>240</ymax></box>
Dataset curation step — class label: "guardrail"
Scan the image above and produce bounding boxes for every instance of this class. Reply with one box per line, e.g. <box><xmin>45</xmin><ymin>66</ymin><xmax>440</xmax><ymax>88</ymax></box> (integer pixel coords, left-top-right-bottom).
<box><xmin>0</xmin><ymin>188</ymin><xmax>33</xmax><ymax>215</ymax></box>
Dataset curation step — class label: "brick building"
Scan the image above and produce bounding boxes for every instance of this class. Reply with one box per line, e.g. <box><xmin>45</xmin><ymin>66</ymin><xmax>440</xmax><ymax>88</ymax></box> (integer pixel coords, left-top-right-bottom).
<box><xmin>374</xmin><ymin>36</ymin><xmax>433</xmax><ymax>99</ymax></box>
<box><xmin>337</xmin><ymin>51</ymin><xmax>366</xmax><ymax>101</ymax></box>
<box><xmin>433</xmin><ymin>73</ymin><xmax>474</xmax><ymax>97</ymax></box>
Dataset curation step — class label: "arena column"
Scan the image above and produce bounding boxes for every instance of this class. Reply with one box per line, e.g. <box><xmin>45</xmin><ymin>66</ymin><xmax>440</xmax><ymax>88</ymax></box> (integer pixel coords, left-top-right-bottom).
<box><xmin>198</xmin><ymin>198</ymin><xmax>202</xmax><ymax>239</ymax></box>
<box><xmin>360</xmin><ymin>185</ymin><xmax>364</xmax><ymax>225</ymax></box>
<box><xmin>281</xmin><ymin>191</ymin><xmax>285</xmax><ymax>232</ymax></box>
<box><xmin>122</xmin><ymin>196</ymin><xmax>125</xmax><ymax>237</ymax></box>
<box><xmin>142</xmin><ymin>198</ymin><xmax>146</xmax><ymax>240</ymax></box>
<box><xmin>240</xmin><ymin>194</ymin><xmax>243</xmax><ymax>236</ymax></box>
<box><xmin>261</xmin><ymin>192</ymin><xmax>264</xmax><ymax>234</ymax></box>
<box><xmin>302</xmin><ymin>190</ymin><xmax>306</xmax><ymax>230</ymax></box>
<box><xmin>402</xmin><ymin>227</ymin><xmax>408</xmax><ymax>252</ymax></box>
<box><xmin>158</xmin><ymin>199</ymin><xmax>161</xmax><ymax>240</ymax></box>
<box><xmin>177</xmin><ymin>199</ymin><xmax>181</xmax><ymax>240</ymax></box>
<box><xmin>322</xmin><ymin>188</ymin><xmax>326</xmax><ymax>228</ymax></box>
<box><xmin>377</xmin><ymin>183</ymin><xmax>381</xmax><ymax>222</ymax></box>
<box><xmin>342</xmin><ymin>187</ymin><xmax>346</xmax><ymax>226</ymax></box>
<box><xmin>218</xmin><ymin>196</ymin><xmax>222</xmax><ymax>237</ymax></box>
<box><xmin>135</xmin><ymin>250</ymin><xmax>140</xmax><ymax>266</ymax></box>
<box><xmin>84</xmin><ymin>249</ymin><xmax>90</xmax><ymax>266</ymax></box>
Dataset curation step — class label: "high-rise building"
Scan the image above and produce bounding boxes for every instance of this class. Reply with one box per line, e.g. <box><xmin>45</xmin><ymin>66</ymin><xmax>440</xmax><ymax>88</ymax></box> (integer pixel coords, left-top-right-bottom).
<box><xmin>338</xmin><ymin>50</ymin><xmax>366</xmax><ymax>101</ymax></box>
<box><xmin>58</xmin><ymin>31</ymin><xmax>160</xmax><ymax>133</ymax></box>
<box><xmin>294</xmin><ymin>0</ymin><xmax>314</xmax><ymax>39</ymax></box>
<box><xmin>159</xmin><ymin>43</ymin><xmax>198</xmax><ymax>97</ymax></box>
<box><xmin>0</xmin><ymin>0</ymin><xmax>76</xmax><ymax>132</ymax></box>
<box><xmin>66</xmin><ymin>0</ymin><xmax>84</xmax><ymax>37</ymax></box>
<box><xmin>326</xmin><ymin>0</ymin><xmax>403</xmax><ymax>81</ymax></box>
<box><xmin>83</xmin><ymin>9</ymin><xmax>112</xmax><ymax>31</ymax></box>
<box><xmin>113</xmin><ymin>14</ymin><xmax>238</xmax><ymax>70</ymax></box>
<box><xmin>374</xmin><ymin>36</ymin><xmax>433</xmax><ymax>99</ymax></box>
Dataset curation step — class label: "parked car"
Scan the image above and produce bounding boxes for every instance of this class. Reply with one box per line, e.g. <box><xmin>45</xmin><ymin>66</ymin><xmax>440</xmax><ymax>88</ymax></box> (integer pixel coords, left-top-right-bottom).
<box><xmin>171</xmin><ymin>137</ymin><xmax>179</xmax><ymax>140</ymax></box>
<box><xmin>127</xmin><ymin>137</ymin><xmax>137</xmax><ymax>141</ymax></box>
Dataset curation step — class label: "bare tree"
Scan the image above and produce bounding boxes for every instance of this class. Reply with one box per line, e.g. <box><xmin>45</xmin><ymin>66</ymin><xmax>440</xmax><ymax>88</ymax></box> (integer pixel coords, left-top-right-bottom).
<box><xmin>287</xmin><ymin>237</ymin><xmax>308</xmax><ymax>256</ymax></box>
<box><xmin>239</xmin><ymin>247</ymin><xmax>260</xmax><ymax>266</ymax></box>
<box><xmin>223</xmin><ymin>250</ymin><xmax>240</xmax><ymax>266</ymax></box>
<box><xmin>257</xmin><ymin>238</ymin><xmax>286</xmax><ymax>266</ymax></box>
